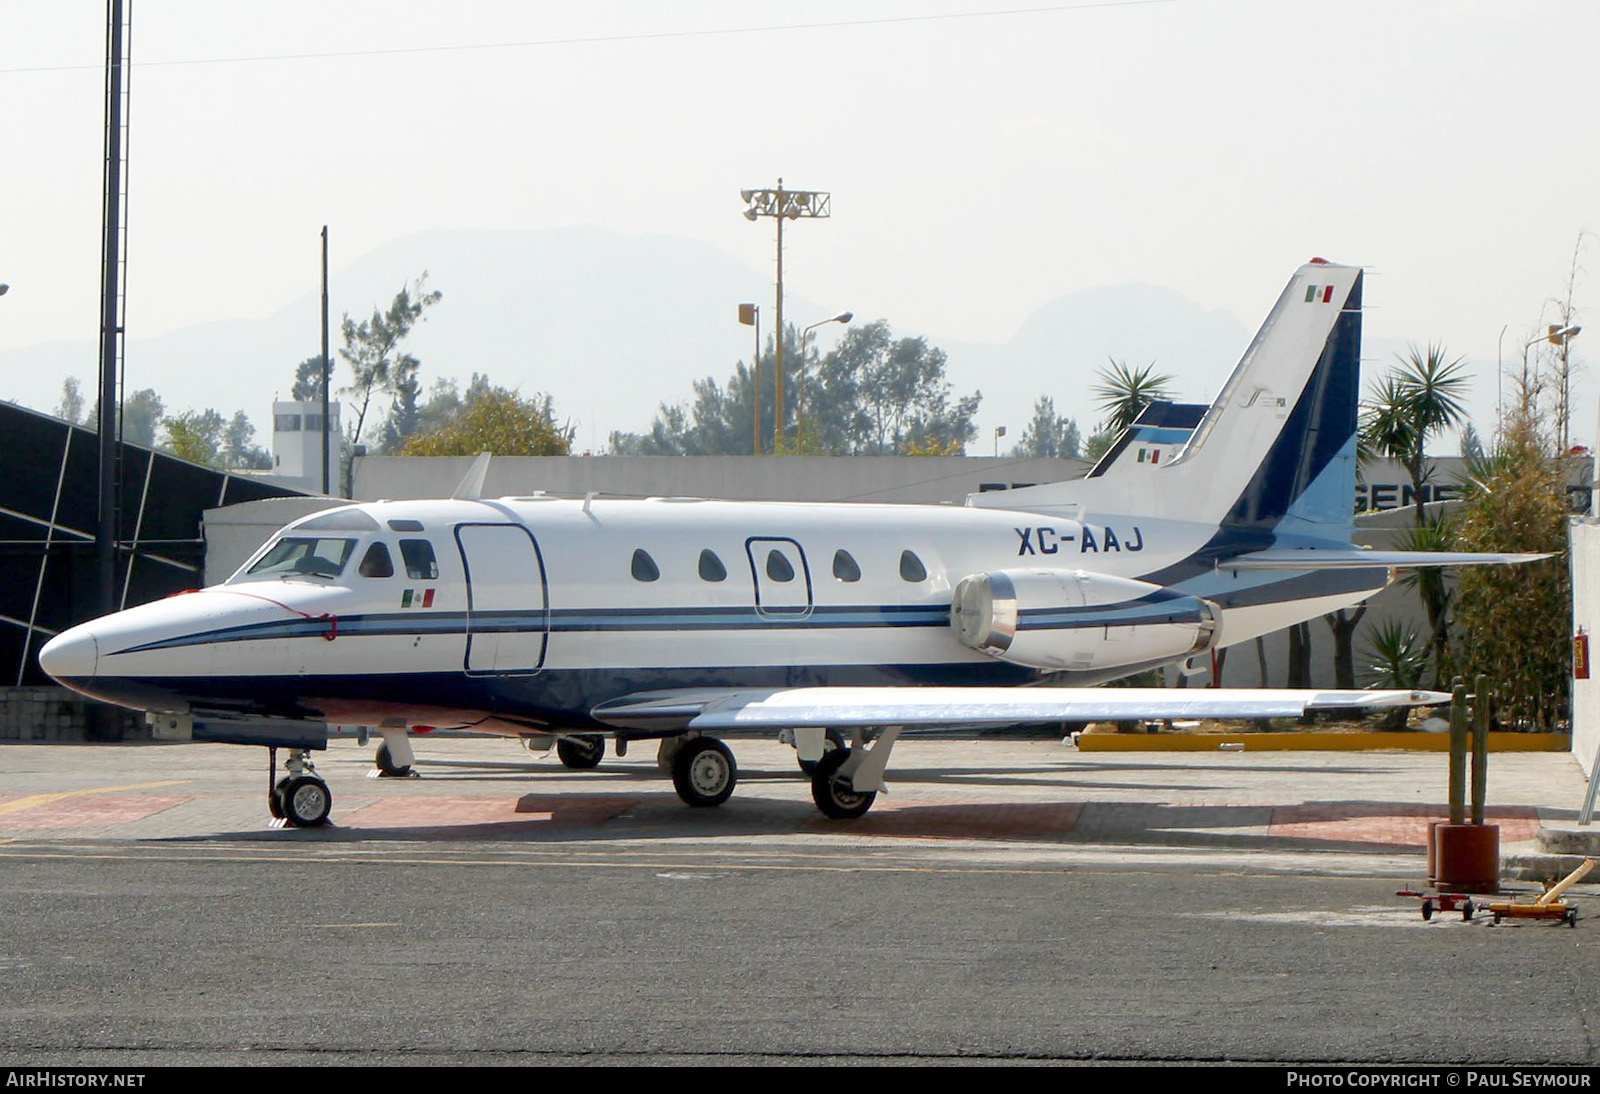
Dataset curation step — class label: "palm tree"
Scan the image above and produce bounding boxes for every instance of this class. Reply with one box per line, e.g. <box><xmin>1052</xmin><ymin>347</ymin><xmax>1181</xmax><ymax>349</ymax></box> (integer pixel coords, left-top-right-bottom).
<box><xmin>1091</xmin><ymin>359</ymin><xmax>1174</xmax><ymax>436</ymax></box>
<box><xmin>1357</xmin><ymin>342</ymin><xmax>1472</xmax><ymax>687</ymax></box>
<box><xmin>1359</xmin><ymin>342</ymin><xmax>1470</xmax><ymax>526</ymax></box>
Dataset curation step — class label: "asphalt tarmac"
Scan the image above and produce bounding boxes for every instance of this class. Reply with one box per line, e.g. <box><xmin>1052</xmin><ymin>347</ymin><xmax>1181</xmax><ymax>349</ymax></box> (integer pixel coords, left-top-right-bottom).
<box><xmin>1</xmin><ymin>735</ymin><xmax>1598</xmax><ymax>1066</ymax></box>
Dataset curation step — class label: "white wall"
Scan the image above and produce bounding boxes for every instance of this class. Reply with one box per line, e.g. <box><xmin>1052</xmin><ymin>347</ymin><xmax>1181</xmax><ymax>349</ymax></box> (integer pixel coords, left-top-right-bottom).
<box><xmin>201</xmin><ymin>496</ymin><xmax>349</xmax><ymax>586</ymax></box>
<box><xmin>353</xmin><ymin>454</ymin><xmax>1087</xmax><ymax>506</ymax></box>
<box><xmin>1571</xmin><ymin>520</ymin><xmax>1600</xmax><ymax>773</ymax></box>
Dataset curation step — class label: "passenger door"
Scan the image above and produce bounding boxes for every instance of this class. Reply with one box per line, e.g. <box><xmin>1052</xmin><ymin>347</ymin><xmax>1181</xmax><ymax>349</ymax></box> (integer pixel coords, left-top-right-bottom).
<box><xmin>455</xmin><ymin>523</ymin><xmax>548</xmax><ymax>673</ymax></box>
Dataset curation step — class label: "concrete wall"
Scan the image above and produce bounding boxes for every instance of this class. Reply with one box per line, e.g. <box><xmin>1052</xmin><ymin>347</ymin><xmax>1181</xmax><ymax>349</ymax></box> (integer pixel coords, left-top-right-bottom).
<box><xmin>353</xmin><ymin>454</ymin><xmax>1088</xmax><ymax>506</ymax></box>
<box><xmin>0</xmin><ymin>687</ymin><xmax>145</xmax><ymax>742</ymax></box>
<box><xmin>1571</xmin><ymin>519</ymin><xmax>1600</xmax><ymax>774</ymax></box>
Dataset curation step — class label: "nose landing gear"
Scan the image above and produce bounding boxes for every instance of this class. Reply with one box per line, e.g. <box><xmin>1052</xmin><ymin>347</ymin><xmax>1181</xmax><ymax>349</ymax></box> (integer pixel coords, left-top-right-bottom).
<box><xmin>268</xmin><ymin>747</ymin><xmax>332</xmax><ymax>828</ymax></box>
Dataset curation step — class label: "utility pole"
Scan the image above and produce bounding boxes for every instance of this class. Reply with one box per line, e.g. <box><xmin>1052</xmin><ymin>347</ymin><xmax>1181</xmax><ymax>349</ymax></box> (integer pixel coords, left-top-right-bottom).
<box><xmin>97</xmin><ymin>0</ymin><xmax>130</xmax><ymax>615</ymax></box>
<box><xmin>741</xmin><ymin>181</ymin><xmax>830</xmax><ymax>452</ymax></box>
<box><xmin>321</xmin><ymin>226</ymin><xmax>330</xmax><ymax>495</ymax></box>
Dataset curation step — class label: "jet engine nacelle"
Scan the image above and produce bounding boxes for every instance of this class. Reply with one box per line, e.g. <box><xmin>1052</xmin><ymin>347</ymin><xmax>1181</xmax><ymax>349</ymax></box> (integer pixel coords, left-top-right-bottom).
<box><xmin>950</xmin><ymin>569</ymin><xmax>1219</xmax><ymax>672</ymax></box>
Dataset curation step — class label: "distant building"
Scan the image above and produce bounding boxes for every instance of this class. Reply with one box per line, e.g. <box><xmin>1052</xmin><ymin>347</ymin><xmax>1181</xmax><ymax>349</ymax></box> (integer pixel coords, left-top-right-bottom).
<box><xmin>270</xmin><ymin>399</ymin><xmax>341</xmax><ymax>495</ymax></box>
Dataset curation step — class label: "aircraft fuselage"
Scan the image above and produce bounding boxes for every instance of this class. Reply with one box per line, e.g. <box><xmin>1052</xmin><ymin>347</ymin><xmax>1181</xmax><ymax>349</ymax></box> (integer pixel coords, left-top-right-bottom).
<box><xmin>39</xmin><ymin>493</ymin><xmax>1385</xmax><ymax>734</ymax></box>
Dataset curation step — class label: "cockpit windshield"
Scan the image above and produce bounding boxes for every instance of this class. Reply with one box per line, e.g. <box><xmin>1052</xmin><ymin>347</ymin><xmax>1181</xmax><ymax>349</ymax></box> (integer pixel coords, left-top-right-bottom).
<box><xmin>246</xmin><ymin>536</ymin><xmax>357</xmax><ymax>578</ymax></box>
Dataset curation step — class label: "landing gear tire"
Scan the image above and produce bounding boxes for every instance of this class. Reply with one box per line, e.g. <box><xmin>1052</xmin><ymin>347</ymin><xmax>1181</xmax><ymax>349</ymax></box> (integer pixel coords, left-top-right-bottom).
<box><xmin>374</xmin><ymin>742</ymin><xmax>413</xmax><ymax>778</ymax></box>
<box><xmin>556</xmin><ymin>734</ymin><xmax>606</xmax><ymax>770</ymax></box>
<box><xmin>279</xmin><ymin>776</ymin><xmax>333</xmax><ymax>828</ymax></box>
<box><xmin>672</xmin><ymin>737</ymin><xmax>737</xmax><ymax>808</ymax></box>
<box><xmin>811</xmin><ymin>748</ymin><xmax>876</xmax><ymax>820</ymax></box>
<box><xmin>796</xmin><ymin>729</ymin><xmax>846</xmax><ymax>775</ymax></box>
<box><xmin>269</xmin><ymin>776</ymin><xmax>290</xmax><ymax>820</ymax></box>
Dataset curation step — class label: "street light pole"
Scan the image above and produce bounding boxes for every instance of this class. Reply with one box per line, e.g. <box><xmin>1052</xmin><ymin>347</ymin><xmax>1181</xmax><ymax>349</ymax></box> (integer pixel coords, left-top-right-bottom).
<box><xmin>796</xmin><ymin>311</ymin><xmax>852</xmax><ymax>452</ymax></box>
<box><xmin>1522</xmin><ymin>324</ymin><xmax>1583</xmax><ymax>451</ymax></box>
<box><xmin>742</xmin><ymin>180</ymin><xmax>831</xmax><ymax>453</ymax></box>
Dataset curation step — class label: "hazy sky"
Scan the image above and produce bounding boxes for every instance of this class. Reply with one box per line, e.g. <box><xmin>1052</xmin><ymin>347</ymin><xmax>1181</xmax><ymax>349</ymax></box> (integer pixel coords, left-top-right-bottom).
<box><xmin>2</xmin><ymin>1</ymin><xmax>1596</xmax><ymax>448</ymax></box>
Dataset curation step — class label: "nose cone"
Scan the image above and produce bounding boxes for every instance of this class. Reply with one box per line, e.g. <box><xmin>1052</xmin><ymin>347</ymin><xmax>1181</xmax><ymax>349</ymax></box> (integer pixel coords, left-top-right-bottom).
<box><xmin>39</xmin><ymin>625</ymin><xmax>99</xmax><ymax>682</ymax></box>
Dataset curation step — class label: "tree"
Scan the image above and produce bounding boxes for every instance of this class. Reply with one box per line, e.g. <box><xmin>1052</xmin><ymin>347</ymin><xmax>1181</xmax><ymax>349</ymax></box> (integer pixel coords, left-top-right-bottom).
<box><xmin>1451</xmin><ymin>378</ymin><xmax>1572</xmax><ymax>730</ymax></box>
<box><xmin>121</xmin><ymin>389</ymin><xmax>164</xmax><ymax>447</ymax></box>
<box><xmin>400</xmin><ymin>386</ymin><xmax>573</xmax><ymax>457</ymax></box>
<box><xmin>1459</xmin><ymin>421</ymin><xmax>1485</xmax><ymax>461</ymax></box>
<box><xmin>222</xmin><ymin>410</ymin><xmax>272</xmax><ymax>469</ymax></box>
<box><xmin>291</xmin><ymin>356</ymin><xmax>327</xmax><ymax>401</ymax></box>
<box><xmin>56</xmin><ymin>378</ymin><xmax>87</xmax><ymax>425</ymax></box>
<box><xmin>612</xmin><ymin>320</ymin><xmax>979</xmax><ymax>457</ymax></box>
<box><xmin>809</xmin><ymin>320</ymin><xmax>979</xmax><ymax>454</ymax></box>
<box><xmin>1359</xmin><ymin>343</ymin><xmax>1470</xmax><ymax>527</ymax></box>
<box><xmin>1322</xmin><ymin>605</ymin><xmax>1368</xmax><ymax>690</ymax></box>
<box><xmin>339</xmin><ymin>274</ymin><xmax>443</xmax><ymax>451</ymax></box>
<box><xmin>1082</xmin><ymin>426</ymin><xmax>1119</xmax><ymax>464</ymax></box>
<box><xmin>1090</xmin><ymin>359</ymin><xmax>1174</xmax><ymax>436</ymax></box>
<box><xmin>1012</xmin><ymin>396</ymin><xmax>1081</xmax><ymax>459</ymax></box>
<box><xmin>1358</xmin><ymin>343</ymin><xmax>1471</xmax><ymax>685</ymax></box>
<box><xmin>161</xmin><ymin>408</ymin><xmax>226</xmax><ymax>466</ymax></box>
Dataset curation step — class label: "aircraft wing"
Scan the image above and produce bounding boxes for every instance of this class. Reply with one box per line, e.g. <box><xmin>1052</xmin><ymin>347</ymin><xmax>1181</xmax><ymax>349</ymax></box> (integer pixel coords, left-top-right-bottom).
<box><xmin>590</xmin><ymin>686</ymin><xmax>1449</xmax><ymax>732</ymax></box>
<box><xmin>1221</xmin><ymin>548</ymin><xmax>1550</xmax><ymax>571</ymax></box>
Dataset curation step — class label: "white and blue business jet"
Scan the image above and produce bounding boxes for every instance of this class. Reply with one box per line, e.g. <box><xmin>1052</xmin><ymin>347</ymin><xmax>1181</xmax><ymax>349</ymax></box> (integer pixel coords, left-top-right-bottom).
<box><xmin>39</xmin><ymin>259</ymin><xmax>1540</xmax><ymax>828</ymax></box>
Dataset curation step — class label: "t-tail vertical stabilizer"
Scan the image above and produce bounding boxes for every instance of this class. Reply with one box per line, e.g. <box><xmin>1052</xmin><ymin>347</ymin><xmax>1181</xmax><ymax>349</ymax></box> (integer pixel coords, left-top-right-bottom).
<box><xmin>972</xmin><ymin>258</ymin><xmax>1364</xmax><ymax>553</ymax></box>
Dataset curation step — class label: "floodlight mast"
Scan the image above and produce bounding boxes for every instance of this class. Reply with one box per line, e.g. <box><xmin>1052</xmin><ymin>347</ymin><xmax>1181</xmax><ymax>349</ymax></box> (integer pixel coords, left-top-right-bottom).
<box><xmin>740</xmin><ymin>180</ymin><xmax>831</xmax><ymax>453</ymax></box>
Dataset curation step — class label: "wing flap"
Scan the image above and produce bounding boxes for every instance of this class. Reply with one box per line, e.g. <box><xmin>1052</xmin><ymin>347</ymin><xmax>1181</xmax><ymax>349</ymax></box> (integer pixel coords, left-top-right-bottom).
<box><xmin>592</xmin><ymin>686</ymin><xmax>1449</xmax><ymax>732</ymax></box>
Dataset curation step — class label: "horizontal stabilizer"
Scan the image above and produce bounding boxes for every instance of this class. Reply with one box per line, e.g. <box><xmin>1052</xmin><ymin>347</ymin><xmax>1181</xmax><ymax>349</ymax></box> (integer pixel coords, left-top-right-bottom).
<box><xmin>1222</xmin><ymin>548</ymin><xmax>1550</xmax><ymax>571</ymax></box>
<box><xmin>592</xmin><ymin>686</ymin><xmax>1449</xmax><ymax>732</ymax></box>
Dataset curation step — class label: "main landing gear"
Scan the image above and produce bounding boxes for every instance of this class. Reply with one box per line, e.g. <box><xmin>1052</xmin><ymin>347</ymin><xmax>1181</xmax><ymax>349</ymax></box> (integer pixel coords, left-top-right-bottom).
<box><xmin>268</xmin><ymin>747</ymin><xmax>332</xmax><ymax>828</ymax></box>
<box><xmin>660</xmin><ymin>734</ymin><xmax>738</xmax><ymax>808</ymax></box>
<box><xmin>373</xmin><ymin>726</ymin><xmax>416</xmax><ymax>778</ymax></box>
<box><xmin>810</xmin><ymin>749</ymin><xmax>875</xmax><ymax>819</ymax></box>
<box><xmin>807</xmin><ymin>728</ymin><xmax>902</xmax><ymax>820</ymax></box>
<box><xmin>654</xmin><ymin>728</ymin><xmax>899</xmax><ymax>818</ymax></box>
<box><xmin>556</xmin><ymin>733</ymin><xmax>606</xmax><ymax>770</ymax></box>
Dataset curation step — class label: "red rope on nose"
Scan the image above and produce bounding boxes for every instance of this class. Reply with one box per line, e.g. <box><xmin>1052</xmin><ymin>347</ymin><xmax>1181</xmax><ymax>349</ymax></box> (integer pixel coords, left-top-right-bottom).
<box><xmin>196</xmin><ymin>589</ymin><xmax>340</xmax><ymax>641</ymax></box>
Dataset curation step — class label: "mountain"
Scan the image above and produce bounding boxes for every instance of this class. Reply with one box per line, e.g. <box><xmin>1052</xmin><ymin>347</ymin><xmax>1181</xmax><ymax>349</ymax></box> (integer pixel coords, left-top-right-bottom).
<box><xmin>940</xmin><ymin>283</ymin><xmax>1251</xmax><ymax>451</ymax></box>
<box><xmin>0</xmin><ymin>226</ymin><xmax>1255</xmax><ymax>454</ymax></box>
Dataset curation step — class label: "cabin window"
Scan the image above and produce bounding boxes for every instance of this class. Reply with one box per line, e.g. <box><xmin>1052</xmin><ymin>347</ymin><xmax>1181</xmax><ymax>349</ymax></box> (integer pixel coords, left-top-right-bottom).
<box><xmin>246</xmin><ymin>536</ymin><xmax>355</xmax><ymax>578</ymax></box>
<box><xmin>899</xmin><ymin>549</ymin><xmax>927</xmax><ymax>582</ymax></box>
<box><xmin>399</xmin><ymin>540</ymin><xmax>439</xmax><ymax>580</ymax></box>
<box><xmin>832</xmin><ymin>549</ymin><xmax>861</xmax><ymax>582</ymax></box>
<box><xmin>358</xmin><ymin>542</ymin><xmax>395</xmax><ymax>578</ymax></box>
<box><xmin>698</xmin><ymin>549</ymin><xmax>727</xmax><ymax>582</ymax></box>
<box><xmin>388</xmin><ymin>519</ymin><xmax>425</xmax><ymax>532</ymax></box>
<box><xmin>766</xmin><ymin>550</ymin><xmax>795</xmax><ymax>582</ymax></box>
<box><xmin>632</xmin><ymin>549</ymin><xmax>660</xmax><ymax>582</ymax></box>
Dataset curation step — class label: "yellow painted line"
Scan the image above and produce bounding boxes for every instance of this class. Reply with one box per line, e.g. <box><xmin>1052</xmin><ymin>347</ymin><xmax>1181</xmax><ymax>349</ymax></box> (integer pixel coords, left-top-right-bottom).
<box><xmin>0</xmin><ymin>846</ymin><xmax>1293</xmax><ymax>879</ymax></box>
<box><xmin>1076</xmin><ymin>732</ymin><xmax>1569</xmax><ymax>753</ymax></box>
<box><xmin>0</xmin><ymin>779</ymin><xmax>192</xmax><ymax>817</ymax></box>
